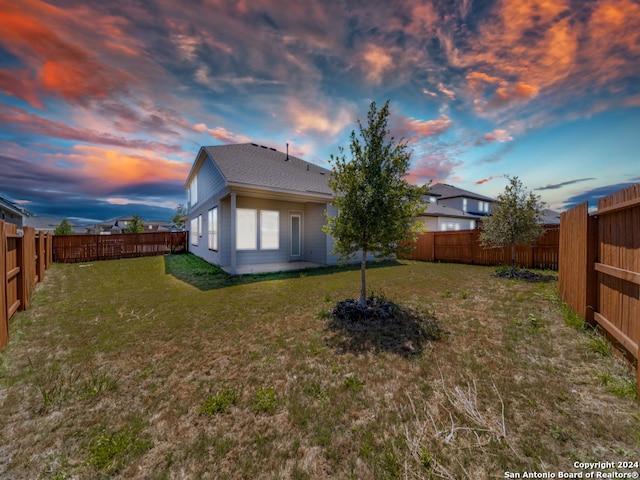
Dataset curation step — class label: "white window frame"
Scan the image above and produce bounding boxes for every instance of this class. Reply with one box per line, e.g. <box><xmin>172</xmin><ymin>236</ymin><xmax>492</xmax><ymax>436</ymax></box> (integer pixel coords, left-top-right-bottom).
<box><xmin>208</xmin><ymin>207</ymin><xmax>218</xmax><ymax>251</ymax></box>
<box><xmin>236</xmin><ymin>208</ymin><xmax>257</xmax><ymax>250</ymax></box>
<box><xmin>260</xmin><ymin>210</ymin><xmax>279</xmax><ymax>250</ymax></box>
<box><xmin>189</xmin><ymin>176</ymin><xmax>198</xmax><ymax>207</ymax></box>
<box><xmin>190</xmin><ymin>217</ymin><xmax>198</xmax><ymax>246</ymax></box>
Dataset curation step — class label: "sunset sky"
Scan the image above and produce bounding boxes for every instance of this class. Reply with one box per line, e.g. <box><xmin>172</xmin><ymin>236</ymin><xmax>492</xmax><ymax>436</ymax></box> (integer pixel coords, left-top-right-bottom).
<box><xmin>1</xmin><ymin>0</ymin><xmax>639</xmax><ymax>222</ymax></box>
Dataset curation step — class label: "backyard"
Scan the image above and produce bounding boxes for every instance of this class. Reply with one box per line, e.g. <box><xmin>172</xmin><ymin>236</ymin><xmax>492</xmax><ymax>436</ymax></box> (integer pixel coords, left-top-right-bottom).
<box><xmin>0</xmin><ymin>254</ymin><xmax>638</xmax><ymax>479</ymax></box>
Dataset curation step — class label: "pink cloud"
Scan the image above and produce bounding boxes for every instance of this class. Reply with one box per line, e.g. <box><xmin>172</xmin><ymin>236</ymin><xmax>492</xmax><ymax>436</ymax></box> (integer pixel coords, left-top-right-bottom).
<box><xmin>475</xmin><ymin>174</ymin><xmax>505</xmax><ymax>185</ymax></box>
<box><xmin>475</xmin><ymin>128</ymin><xmax>513</xmax><ymax>145</ymax></box>
<box><xmin>362</xmin><ymin>44</ymin><xmax>394</xmax><ymax>85</ymax></box>
<box><xmin>392</xmin><ymin>114</ymin><xmax>452</xmax><ymax>143</ymax></box>
<box><xmin>206</xmin><ymin>126</ymin><xmax>251</xmax><ymax>144</ymax></box>
<box><xmin>407</xmin><ymin>151</ymin><xmax>463</xmax><ymax>185</ymax></box>
<box><xmin>0</xmin><ymin>105</ymin><xmax>184</xmax><ymax>154</ymax></box>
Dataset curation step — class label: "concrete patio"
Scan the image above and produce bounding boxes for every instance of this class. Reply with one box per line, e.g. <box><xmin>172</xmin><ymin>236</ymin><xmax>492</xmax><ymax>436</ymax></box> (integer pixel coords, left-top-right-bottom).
<box><xmin>221</xmin><ymin>261</ymin><xmax>326</xmax><ymax>275</ymax></box>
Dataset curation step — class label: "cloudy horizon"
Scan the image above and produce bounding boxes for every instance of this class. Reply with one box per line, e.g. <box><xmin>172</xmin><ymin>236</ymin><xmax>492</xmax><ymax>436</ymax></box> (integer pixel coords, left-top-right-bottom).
<box><xmin>1</xmin><ymin>0</ymin><xmax>638</xmax><ymax>222</ymax></box>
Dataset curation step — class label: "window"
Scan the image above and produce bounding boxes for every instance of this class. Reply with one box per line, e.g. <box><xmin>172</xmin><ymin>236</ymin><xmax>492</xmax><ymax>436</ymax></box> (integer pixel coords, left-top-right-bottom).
<box><xmin>190</xmin><ymin>217</ymin><xmax>198</xmax><ymax>246</ymax></box>
<box><xmin>198</xmin><ymin>215</ymin><xmax>203</xmax><ymax>237</ymax></box>
<box><xmin>237</xmin><ymin>208</ymin><xmax>257</xmax><ymax>250</ymax></box>
<box><xmin>462</xmin><ymin>198</ymin><xmax>467</xmax><ymax>212</ymax></box>
<box><xmin>260</xmin><ymin>211</ymin><xmax>279</xmax><ymax>250</ymax></box>
<box><xmin>189</xmin><ymin>176</ymin><xmax>198</xmax><ymax>206</ymax></box>
<box><xmin>208</xmin><ymin>207</ymin><xmax>218</xmax><ymax>251</ymax></box>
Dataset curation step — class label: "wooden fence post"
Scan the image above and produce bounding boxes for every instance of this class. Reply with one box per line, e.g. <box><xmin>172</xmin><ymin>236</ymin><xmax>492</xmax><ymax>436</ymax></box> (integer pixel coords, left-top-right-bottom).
<box><xmin>18</xmin><ymin>228</ymin><xmax>30</xmax><ymax>312</ymax></box>
<box><xmin>37</xmin><ymin>230</ymin><xmax>45</xmax><ymax>283</ymax></box>
<box><xmin>585</xmin><ymin>215</ymin><xmax>598</xmax><ymax>326</ymax></box>
<box><xmin>0</xmin><ymin>220</ymin><xmax>8</xmax><ymax>351</ymax></box>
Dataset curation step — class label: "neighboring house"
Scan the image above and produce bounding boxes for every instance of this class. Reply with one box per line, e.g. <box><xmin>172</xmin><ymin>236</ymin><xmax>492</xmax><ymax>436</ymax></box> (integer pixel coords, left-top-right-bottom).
<box><xmin>23</xmin><ymin>216</ymin><xmax>85</xmax><ymax>234</ymax></box>
<box><xmin>86</xmin><ymin>215</ymin><xmax>171</xmax><ymax>234</ymax></box>
<box><xmin>184</xmin><ymin>143</ymin><xmax>337</xmax><ymax>274</ymax></box>
<box><xmin>0</xmin><ymin>193</ymin><xmax>28</xmax><ymax>229</ymax></box>
<box><xmin>417</xmin><ymin>183</ymin><xmax>495</xmax><ymax>231</ymax></box>
<box><xmin>540</xmin><ymin>208</ymin><xmax>561</xmax><ymax>225</ymax></box>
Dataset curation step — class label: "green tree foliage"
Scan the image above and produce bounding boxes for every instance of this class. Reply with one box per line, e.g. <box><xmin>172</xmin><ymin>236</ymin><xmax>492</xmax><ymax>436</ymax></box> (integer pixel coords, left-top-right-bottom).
<box><xmin>171</xmin><ymin>204</ymin><xmax>187</xmax><ymax>231</ymax></box>
<box><xmin>323</xmin><ymin>100</ymin><xmax>429</xmax><ymax>306</ymax></box>
<box><xmin>479</xmin><ymin>176</ymin><xmax>546</xmax><ymax>276</ymax></box>
<box><xmin>54</xmin><ymin>218</ymin><xmax>74</xmax><ymax>236</ymax></box>
<box><xmin>124</xmin><ymin>215</ymin><xmax>145</xmax><ymax>234</ymax></box>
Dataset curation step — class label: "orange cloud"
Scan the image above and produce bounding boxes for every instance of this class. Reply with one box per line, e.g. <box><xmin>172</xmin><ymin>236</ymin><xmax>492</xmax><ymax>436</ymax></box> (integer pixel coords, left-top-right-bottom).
<box><xmin>408</xmin><ymin>116</ymin><xmax>452</xmax><ymax>140</ymax></box>
<box><xmin>584</xmin><ymin>0</ymin><xmax>640</xmax><ymax>85</ymax></box>
<box><xmin>0</xmin><ymin>0</ymin><xmax>136</xmax><ymax>105</ymax></box>
<box><xmin>64</xmin><ymin>146</ymin><xmax>191</xmax><ymax>192</ymax></box>
<box><xmin>489</xmin><ymin>82</ymin><xmax>539</xmax><ymax>108</ymax></box>
<box><xmin>452</xmin><ymin>0</ymin><xmax>638</xmax><ymax>122</ymax></box>
<box><xmin>466</xmin><ymin>71</ymin><xmax>502</xmax><ymax>93</ymax></box>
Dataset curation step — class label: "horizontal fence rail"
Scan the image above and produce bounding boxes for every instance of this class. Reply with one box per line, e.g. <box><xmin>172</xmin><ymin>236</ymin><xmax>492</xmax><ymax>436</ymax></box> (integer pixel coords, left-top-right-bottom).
<box><xmin>53</xmin><ymin>231</ymin><xmax>187</xmax><ymax>263</ymax></box>
<box><xmin>1</xmin><ymin>220</ymin><xmax>52</xmax><ymax>352</ymax></box>
<box><xmin>559</xmin><ymin>182</ymin><xmax>640</xmax><ymax>396</ymax></box>
<box><xmin>406</xmin><ymin>225</ymin><xmax>559</xmax><ymax>270</ymax></box>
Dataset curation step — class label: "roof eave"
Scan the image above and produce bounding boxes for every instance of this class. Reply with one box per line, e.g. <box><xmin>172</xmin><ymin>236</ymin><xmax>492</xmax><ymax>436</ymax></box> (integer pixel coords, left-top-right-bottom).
<box><xmin>227</xmin><ymin>183</ymin><xmax>333</xmax><ymax>202</ymax></box>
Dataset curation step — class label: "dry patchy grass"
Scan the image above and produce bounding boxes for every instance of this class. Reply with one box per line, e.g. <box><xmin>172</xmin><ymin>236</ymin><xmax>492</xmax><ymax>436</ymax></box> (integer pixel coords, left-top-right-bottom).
<box><xmin>0</xmin><ymin>255</ymin><xmax>638</xmax><ymax>479</ymax></box>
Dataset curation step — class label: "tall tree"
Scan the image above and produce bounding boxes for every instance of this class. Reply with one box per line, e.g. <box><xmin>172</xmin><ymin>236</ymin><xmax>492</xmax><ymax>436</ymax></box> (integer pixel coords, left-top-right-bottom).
<box><xmin>54</xmin><ymin>218</ymin><xmax>74</xmax><ymax>236</ymax></box>
<box><xmin>479</xmin><ymin>176</ymin><xmax>546</xmax><ymax>276</ymax></box>
<box><xmin>124</xmin><ymin>215</ymin><xmax>145</xmax><ymax>234</ymax></box>
<box><xmin>324</xmin><ymin>100</ymin><xmax>428</xmax><ymax>307</ymax></box>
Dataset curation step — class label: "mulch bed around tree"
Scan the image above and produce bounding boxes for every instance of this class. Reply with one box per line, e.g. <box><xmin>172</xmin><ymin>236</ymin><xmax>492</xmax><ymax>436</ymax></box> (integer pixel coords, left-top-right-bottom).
<box><xmin>325</xmin><ymin>296</ymin><xmax>448</xmax><ymax>356</ymax></box>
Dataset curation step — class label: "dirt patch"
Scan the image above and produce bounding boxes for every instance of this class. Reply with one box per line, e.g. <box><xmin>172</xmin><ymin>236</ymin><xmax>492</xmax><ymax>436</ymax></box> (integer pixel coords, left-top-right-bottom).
<box><xmin>325</xmin><ymin>297</ymin><xmax>449</xmax><ymax>356</ymax></box>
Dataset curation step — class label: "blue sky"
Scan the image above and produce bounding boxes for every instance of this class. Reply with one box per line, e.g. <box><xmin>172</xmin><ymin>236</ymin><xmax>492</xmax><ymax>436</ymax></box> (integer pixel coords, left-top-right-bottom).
<box><xmin>0</xmin><ymin>0</ymin><xmax>639</xmax><ymax>222</ymax></box>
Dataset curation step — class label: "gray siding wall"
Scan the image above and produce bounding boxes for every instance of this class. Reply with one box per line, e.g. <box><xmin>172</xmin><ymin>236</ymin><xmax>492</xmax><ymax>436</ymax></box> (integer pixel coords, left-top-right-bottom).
<box><xmin>303</xmin><ymin>203</ymin><xmax>328</xmax><ymax>264</ymax></box>
<box><xmin>325</xmin><ymin>204</ymin><xmax>339</xmax><ymax>265</ymax></box>
<box><xmin>439</xmin><ymin>197</ymin><xmax>464</xmax><ymax>212</ymax></box>
<box><xmin>193</xmin><ymin>158</ymin><xmax>225</xmax><ymax>209</ymax></box>
<box><xmin>232</xmin><ymin>196</ymin><xmax>328</xmax><ymax>266</ymax></box>
<box><xmin>186</xmin><ymin>158</ymin><xmax>227</xmax><ymax>266</ymax></box>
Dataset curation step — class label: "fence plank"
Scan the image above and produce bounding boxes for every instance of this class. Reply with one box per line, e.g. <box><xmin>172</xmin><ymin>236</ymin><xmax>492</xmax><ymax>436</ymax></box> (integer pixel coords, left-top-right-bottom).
<box><xmin>0</xmin><ymin>221</ymin><xmax>8</xmax><ymax>351</ymax></box>
<box><xmin>560</xmin><ymin>183</ymin><xmax>640</xmax><ymax>396</ymax></box>
<box><xmin>53</xmin><ymin>232</ymin><xmax>187</xmax><ymax>263</ymax></box>
<box><xmin>407</xmin><ymin>226</ymin><xmax>559</xmax><ymax>269</ymax></box>
<box><xmin>0</xmin><ymin>220</ymin><xmax>53</xmax><ymax>352</ymax></box>
<box><xmin>559</xmin><ymin>203</ymin><xmax>589</xmax><ymax>319</ymax></box>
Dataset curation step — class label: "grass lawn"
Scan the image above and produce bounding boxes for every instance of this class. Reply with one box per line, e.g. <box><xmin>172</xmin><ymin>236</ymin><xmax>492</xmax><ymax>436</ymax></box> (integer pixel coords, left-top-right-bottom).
<box><xmin>0</xmin><ymin>254</ymin><xmax>638</xmax><ymax>479</ymax></box>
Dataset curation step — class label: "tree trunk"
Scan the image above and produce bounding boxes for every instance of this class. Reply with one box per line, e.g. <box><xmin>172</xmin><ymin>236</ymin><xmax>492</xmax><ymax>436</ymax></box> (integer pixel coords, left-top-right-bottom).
<box><xmin>359</xmin><ymin>250</ymin><xmax>367</xmax><ymax>307</ymax></box>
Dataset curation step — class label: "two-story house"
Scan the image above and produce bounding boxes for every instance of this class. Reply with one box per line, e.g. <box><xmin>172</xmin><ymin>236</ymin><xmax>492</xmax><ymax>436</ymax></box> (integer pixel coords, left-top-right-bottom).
<box><xmin>416</xmin><ymin>183</ymin><xmax>495</xmax><ymax>231</ymax></box>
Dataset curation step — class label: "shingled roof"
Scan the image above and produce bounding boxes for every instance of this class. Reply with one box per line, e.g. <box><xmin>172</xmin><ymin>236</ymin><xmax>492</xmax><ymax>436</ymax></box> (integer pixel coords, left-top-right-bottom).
<box><xmin>188</xmin><ymin>143</ymin><xmax>332</xmax><ymax>197</ymax></box>
<box><xmin>430</xmin><ymin>183</ymin><xmax>495</xmax><ymax>202</ymax></box>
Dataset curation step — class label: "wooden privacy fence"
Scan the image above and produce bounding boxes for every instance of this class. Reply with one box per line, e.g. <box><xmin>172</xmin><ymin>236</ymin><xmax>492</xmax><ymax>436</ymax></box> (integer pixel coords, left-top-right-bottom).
<box><xmin>1</xmin><ymin>220</ymin><xmax>53</xmax><ymax>352</ymax></box>
<box><xmin>53</xmin><ymin>231</ymin><xmax>187</xmax><ymax>263</ymax></box>
<box><xmin>559</xmin><ymin>183</ymin><xmax>640</xmax><ymax>394</ymax></box>
<box><xmin>406</xmin><ymin>225</ymin><xmax>560</xmax><ymax>269</ymax></box>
